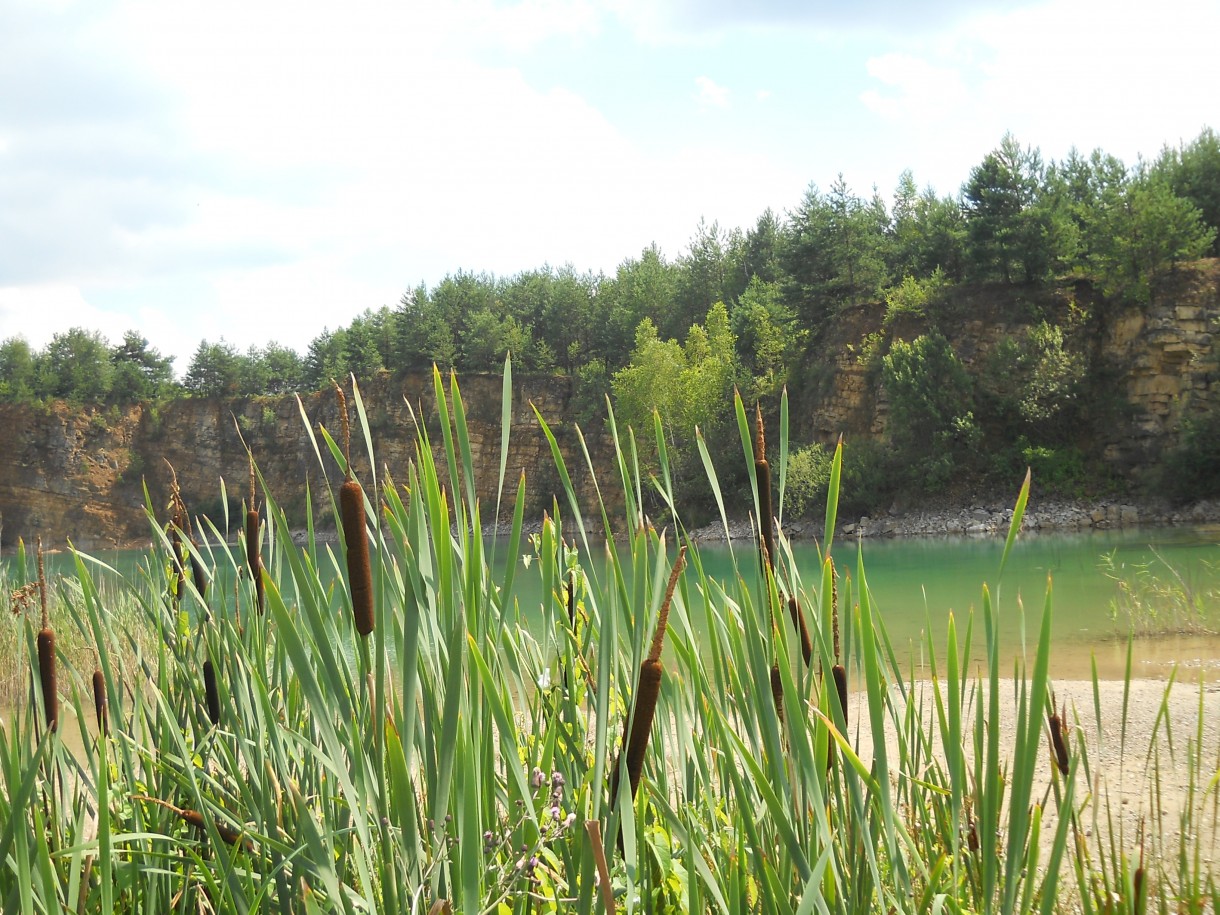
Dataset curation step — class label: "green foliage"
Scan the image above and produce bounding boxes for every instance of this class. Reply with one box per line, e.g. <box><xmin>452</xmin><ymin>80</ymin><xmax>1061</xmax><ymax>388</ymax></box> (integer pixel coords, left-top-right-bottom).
<box><xmin>611</xmin><ymin>302</ymin><xmax>738</xmax><ymax>453</ymax></box>
<box><xmin>963</xmin><ymin>134</ymin><xmax>1067</xmax><ymax>284</ymax></box>
<box><xmin>1021</xmin><ymin>443</ymin><xmax>1089</xmax><ymax>496</ymax></box>
<box><xmin>1155</xmin><ymin>126</ymin><xmax>1220</xmax><ymax>257</ymax></box>
<box><xmin>38</xmin><ymin>328</ymin><xmax>115</xmax><ymax>403</ymax></box>
<box><xmin>183</xmin><ymin>339</ymin><xmax>242</xmax><ymax>398</ymax></box>
<box><xmin>979</xmin><ymin>321</ymin><xmax>1085</xmax><ymax>443</ymax></box>
<box><xmin>0</xmin><ymin>370</ymin><xmax>1216</xmax><ymax>914</ymax></box>
<box><xmin>1160</xmin><ymin>407</ymin><xmax>1220</xmax><ymax>503</ymax></box>
<box><xmin>882</xmin><ymin>268</ymin><xmax>950</xmax><ymax>324</ymax></box>
<box><xmin>882</xmin><ymin>332</ymin><xmax>979</xmax><ymax>493</ymax></box>
<box><xmin>569</xmin><ymin>360</ymin><xmax>611</xmax><ymax>428</ymax></box>
<box><xmin>784</xmin><ymin>438</ymin><xmax>899</xmax><ymax>519</ymax></box>
<box><xmin>1101</xmin><ymin>546</ymin><xmax>1219</xmax><ymax>636</ymax></box>
<box><xmin>109</xmin><ymin>331</ymin><xmax>175</xmax><ymax>402</ymax></box>
<box><xmin>780</xmin><ymin>175</ymin><xmax>891</xmax><ymax>329</ymax></box>
<box><xmin>731</xmin><ymin>278</ymin><xmax>795</xmax><ymax>400</ymax></box>
<box><xmin>0</xmin><ymin>336</ymin><xmax>37</xmax><ymax>402</ymax></box>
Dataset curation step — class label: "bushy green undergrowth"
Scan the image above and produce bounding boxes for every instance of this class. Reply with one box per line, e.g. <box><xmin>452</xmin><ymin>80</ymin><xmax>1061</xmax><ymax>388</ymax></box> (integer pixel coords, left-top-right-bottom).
<box><xmin>1</xmin><ymin>364</ymin><xmax>1217</xmax><ymax>913</ymax></box>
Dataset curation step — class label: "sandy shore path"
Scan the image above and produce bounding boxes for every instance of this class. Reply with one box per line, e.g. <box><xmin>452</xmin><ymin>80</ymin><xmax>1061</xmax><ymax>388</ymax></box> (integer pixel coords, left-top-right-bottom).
<box><xmin>848</xmin><ymin>677</ymin><xmax>1220</xmax><ymax>869</ymax></box>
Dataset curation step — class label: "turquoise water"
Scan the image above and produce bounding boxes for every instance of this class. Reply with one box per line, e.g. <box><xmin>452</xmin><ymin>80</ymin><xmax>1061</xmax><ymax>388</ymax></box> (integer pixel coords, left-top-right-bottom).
<box><xmin>750</xmin><ymin>527</ymin><xmax>1220</xmax><ymax>679</ymax></box>
<box><xmin>6</xmin><ymin>525</ymin><xmax>1219</xmax><ymax>680</ymax></box>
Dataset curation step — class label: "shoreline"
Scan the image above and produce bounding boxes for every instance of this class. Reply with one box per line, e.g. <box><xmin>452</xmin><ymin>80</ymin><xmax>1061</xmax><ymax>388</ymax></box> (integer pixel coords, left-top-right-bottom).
<box><xmin>689</xmin><ymin>496</ymin><xmax>1220</xmax><ymax>543</ymax></box>
<box><xmin>47</xmin><ymin>496</ymin><xmax>1220</xmax><ymax>555</ymax></box>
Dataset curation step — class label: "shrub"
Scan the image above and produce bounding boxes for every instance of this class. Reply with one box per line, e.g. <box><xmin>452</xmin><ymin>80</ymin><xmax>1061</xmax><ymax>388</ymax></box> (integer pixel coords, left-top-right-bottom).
<box><xmin>1160</xmin><ymin>407</ymin><xmax>1220</xmax><ymax>503</ymax></box>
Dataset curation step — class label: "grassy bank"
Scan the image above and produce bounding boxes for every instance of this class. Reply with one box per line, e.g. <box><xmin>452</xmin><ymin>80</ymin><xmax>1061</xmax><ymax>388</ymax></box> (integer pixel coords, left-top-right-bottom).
<box><xmin>2</xmin><ymin>364</ymin><xmax>1217</xmax><ymax>913</ymax></box>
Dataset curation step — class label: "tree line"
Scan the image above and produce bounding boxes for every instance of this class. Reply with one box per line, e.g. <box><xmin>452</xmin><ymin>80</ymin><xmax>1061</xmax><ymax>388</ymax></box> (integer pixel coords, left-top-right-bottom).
<box><xmin>3</xmin><ymin>128</ymin><xmax>1216</xmax><ymax>406</ymax></box>
<box><xmin>1</xmin><ymin>128</ymin><xmax>1217</xmax><ymax>508</ymax></box>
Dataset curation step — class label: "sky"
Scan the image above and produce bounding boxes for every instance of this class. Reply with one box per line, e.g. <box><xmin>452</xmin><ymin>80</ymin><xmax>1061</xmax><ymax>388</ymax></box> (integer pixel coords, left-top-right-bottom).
<box><xmin>1</xmin><ymin>0</ymin><xmax>1218</xmax><ymax>374</ymax></box>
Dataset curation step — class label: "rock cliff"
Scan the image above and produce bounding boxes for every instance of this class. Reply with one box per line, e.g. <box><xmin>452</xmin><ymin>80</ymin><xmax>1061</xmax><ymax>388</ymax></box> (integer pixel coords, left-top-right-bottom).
<box><xmin>0</xmin><ymin>372</ymin><xmax>612</xmax><ymax>551</ymax></box>
<box><xmin>1</xmin><ymin>266</ymin><xmax>1217</xmax><ymax>550</ymax></box>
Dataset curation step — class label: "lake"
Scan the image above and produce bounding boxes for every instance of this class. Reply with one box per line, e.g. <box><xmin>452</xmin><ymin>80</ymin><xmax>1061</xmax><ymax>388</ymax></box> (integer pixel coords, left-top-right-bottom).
<box><xmin>5</xmin><ymin>524</ymin><xmax>1219</xmax><ymax>682</ymax></box>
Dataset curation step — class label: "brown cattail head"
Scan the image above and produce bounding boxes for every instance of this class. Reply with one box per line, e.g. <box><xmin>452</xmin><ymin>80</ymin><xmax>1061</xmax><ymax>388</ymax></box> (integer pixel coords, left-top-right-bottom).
<box><xmin>566</xmin><ymin>569</ymin><xmax>576</xmax><ymax>628</ymax></box>
<box><xmin>611</xmin><ymin>658</ymin><xmax>663</xmax><ymax>801</ymax></box>
<box><xmin>827</xmin><ymin>663</ymin><xmax>849</xmax><ymax>770</ymax></box>
<box><xmin>92</xmin><ymin>661</ymin><xmax>108</xmax><ymax>738</ymax></box>
<box><xmin>245</xmin><ymin>508</ymin><xmax>265</xmax><ymax>615</ymax></box>
<box><xmin>36</xmin><ymin>539</ymin><xmax>58</xmax><ymax>733</ymax></box>
<box><xmin>787</xmin><ymin>596</ymin><xmax>813</xmax><ymax>666</ymax></box>
<box><xmin>1048</xmin><ymin>701</ymin><xmax>1070</xmax><ymax>776</ymax></box>
<box><xmin>755</xmin><ymin>411</ymin><xmax>774</xmax><ymax>573</ymax></box>
<box><xmin>37</xmin><ymin>626</ymin><xmax>57</xmax><ymax>733</ymax></box>
<box><xmin>191</xmin><ymin>551</ymin><xmax>209</xmax><ymax>601</ymax></box>
<box><xmin>203</xmin><ymin>659</ymin><xmax>221</xmax><ymax>726</ymax></box>
<box><xmin>770</xmin><ymin>663</ymin><xmax>784</xmax><ymax>721</ymax></box>
<box><xmin>340</xmin><ymin>479</ymin><xmax>375</xmax><ymax>637</ymax></box>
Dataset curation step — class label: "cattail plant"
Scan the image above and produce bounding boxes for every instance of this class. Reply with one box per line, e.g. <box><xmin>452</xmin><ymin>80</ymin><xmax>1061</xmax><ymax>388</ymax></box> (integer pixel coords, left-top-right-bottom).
<box><xmin>1047</xmin><ymin>696</ymin><xmax>1070</xmax><ymax>777</ymax></box>
<box><xmin>754</xmin><ymin>405</ymin><xmax>813</xmax><ymax>666</ymax></box>
<box><xmin>787</xmin><ymin>596</ymin><xmax>813</xmax><ymax>667</ymax></box>
<box><xmin>92</xmin><ymin>652</ymin><xmax>108</xmax><ymax>738</ymax></box>
<box><xmin>133</xmin><ymin>795</ymin><xmax>250</xmax><ymax>851</ymax></box>
<box><xmin>830</xmin><ymin>556</ymin><xmax>847</xmax><ymax>729</ymax></box>
<box><xmin>754</xmin><ymin>405</ymin><xmax>775</xmax><ymax>572</ymax></box>
<box><xmin>610</xmin><ymin>545</ymin><xmax>686</xmax><ymax>803</ymax></box>
<box><xmin>35</xmin><ymin>539</ymin><xmax>58</xmax><ymax>733</ymax></box>
<box><xmin>335</xmin><ymin>381</ymin><xmax>374</xmax><ymax>638</ymax></box>
<box><xmin>203</xmin><ymin>659</ymin><xmax>221</xmax><ymax>727</ymax></box>
<box><xmin>246</xmin><ymin>457</ymin><xmax>265</xmax><ymax>615</ymax></box>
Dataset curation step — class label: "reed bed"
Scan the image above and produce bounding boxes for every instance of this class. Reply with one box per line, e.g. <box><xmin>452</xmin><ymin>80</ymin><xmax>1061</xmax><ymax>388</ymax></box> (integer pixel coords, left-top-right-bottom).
<box><xmin>0</xmin><ymin>362</ymin><xmax>1217</xmax><ymax>914</ymax></box>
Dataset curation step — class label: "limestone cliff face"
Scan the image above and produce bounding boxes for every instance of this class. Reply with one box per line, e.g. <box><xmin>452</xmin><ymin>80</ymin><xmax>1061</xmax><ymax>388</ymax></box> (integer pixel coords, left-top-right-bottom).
<box><xmin>1</xmin><ymin>267</ymin><xmax>1217</xmax><ymax>550</ymax></box>
<box><xmin>0</xmin><ymin>372</ymin><xmax>612</xmax><ymax>551</ymax></box>
<box><xmin>796</xmin><ymin>262</ymin><xmax>1220</xmax><ymax>473</ymax></box>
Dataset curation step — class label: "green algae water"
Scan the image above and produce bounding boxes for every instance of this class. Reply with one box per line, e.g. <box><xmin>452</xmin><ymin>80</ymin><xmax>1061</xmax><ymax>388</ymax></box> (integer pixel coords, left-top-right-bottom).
<box><xmin>6</xmin><ymin>525</ymin><xmax>1219</xmax><ymax>681</ymax></box>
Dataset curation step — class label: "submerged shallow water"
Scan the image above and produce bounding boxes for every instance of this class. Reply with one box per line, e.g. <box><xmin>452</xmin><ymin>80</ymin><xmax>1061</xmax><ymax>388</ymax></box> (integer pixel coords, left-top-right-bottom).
<box><xmin>4</xmin><ymin>524</ymin><xmax>1219</xmax><ymax>683</ymax></box>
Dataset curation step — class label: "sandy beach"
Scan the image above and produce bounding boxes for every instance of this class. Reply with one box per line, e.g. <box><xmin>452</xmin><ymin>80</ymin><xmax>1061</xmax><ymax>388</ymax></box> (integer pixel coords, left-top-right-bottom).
<box><xmin>848</xmin><ymin>676</ymin><xmax>1220</xmax><ymax>870</ymax></box>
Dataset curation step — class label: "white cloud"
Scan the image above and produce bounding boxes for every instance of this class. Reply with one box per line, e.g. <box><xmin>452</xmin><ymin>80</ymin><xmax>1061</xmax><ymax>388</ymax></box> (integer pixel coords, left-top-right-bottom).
<box><xmin>857</xmin><ymin>0</ymin><xmax>1220</xmax><ymax>193</ymax></box>
<box><xmin>0</xmin><ymin>284</ymin><xmax>130</xmax><ymax>349</ymax></box>
<box><xmin>860</xmin><ymin>54</ymin><xmax>967</xmax><ymax>122</ymax></box>
<box><xmin>695</xmin><ymin>76</ymin><xmax>731</xmax><ymax>109</ymax></box>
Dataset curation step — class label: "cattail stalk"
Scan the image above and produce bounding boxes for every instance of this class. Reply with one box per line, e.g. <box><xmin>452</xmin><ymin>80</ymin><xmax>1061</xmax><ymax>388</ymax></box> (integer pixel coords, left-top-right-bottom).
<box><xmin>754</xmin><ymin>405</ymin><xmax>775</xmax><ymax>572</ymax></box>
<box><xmin>610</xmin><ymin>546</ymin><xmax>686</xmax><ymax>802</ymax></box>
<box><xmin>246</xmin><ymin>458</ymin><xmax>265</xmax><ymax>615</ymax></box>
<box><xmin>755</xmin><ymin>405</ymin><xmax>813</xmax><ymax>668</ymax></box>
<box><xmin>166</xmin><ymin>461</ymin><xmax>208</xmax><ymax>603</ymax></box>
<box><xmin>336</xmin><ymin>382</ymin><xmax>374</xmax><ymax>637</ymax></box>
<box><xmin>169</xmin><ymin>529</ymin><xmax>186</xmax><ymax>606</ymax></box>
<box><xmin>203</xmin><ymin>659</ymin><xmax>221</xmax><ymax>726</ymax></box>
<box><xmin>36</xmin><ymin>539</ymin><xmax>58</xmax><ymax>733</ymax></box>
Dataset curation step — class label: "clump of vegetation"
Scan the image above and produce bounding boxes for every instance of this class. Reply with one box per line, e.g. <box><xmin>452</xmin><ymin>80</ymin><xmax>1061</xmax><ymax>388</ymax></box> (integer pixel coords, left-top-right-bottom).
<box><xmin>1</xmin><ymin>366</ymin><xmax>1217</xmax><ymax>913</ymax></box>
<box><xmin>1102</xmin><ymin>546</ymin><xmax>1220</xmax><ymax>637</ymax></box>
<box><xmin>1160</xmin><ymin>407</ymin><xmax>1220</xmax><ymax>503</ymax></box>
